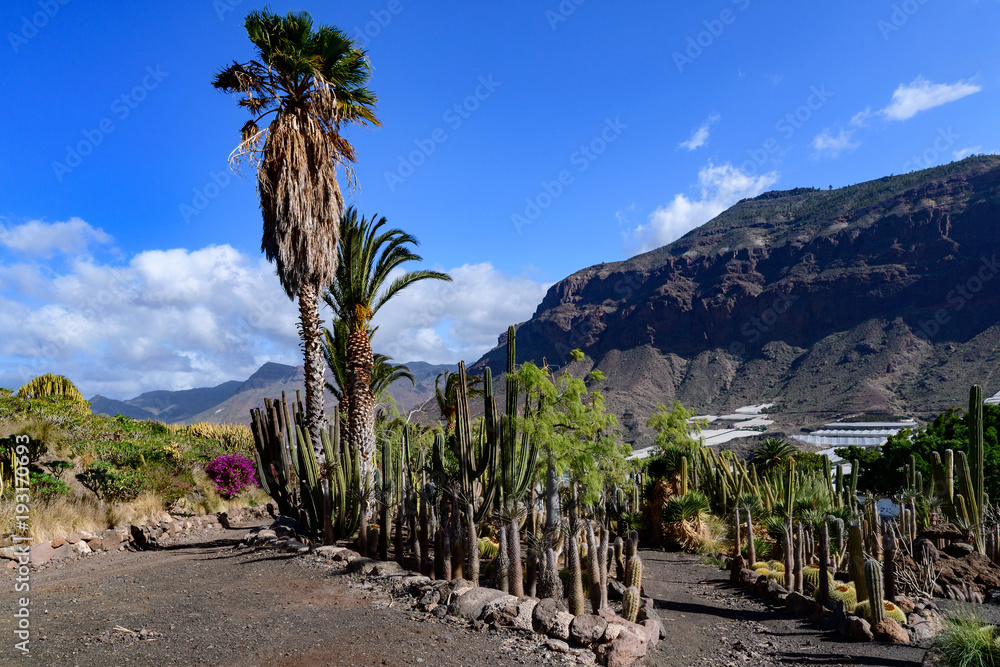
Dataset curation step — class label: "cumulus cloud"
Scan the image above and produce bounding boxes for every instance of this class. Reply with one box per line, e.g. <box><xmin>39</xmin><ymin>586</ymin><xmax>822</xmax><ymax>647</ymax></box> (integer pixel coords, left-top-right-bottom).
<box><xmin>678</xmin><ymin>113</ymin><xmax>720</xmax><ymax>151</ymax></box>
<box><xmin>0</xmin><ymin>217</ymin><xmax>112</xmax><ymax>257</ymax></box>
<box><xmin>0</xmin><ymin>225</ymin><xmax>547</xmax><ymax>398</ymax></box>
<box><xmin>880</xmin><ymin>77</ymin><xmax>981</xmax><ymax>121</ymax></box>
<box><xmin>811</xmin><ymin>129</ymin><xmax>861</xmax><ymax>158</ymax></box>
<box><xmin>953</xmin><ymin>145</ymin><xmax>983</xmax><ymax>160</ymax></box>
<box><xmin>373</xmin><ymin>263</ymin><xmax>549</xmax><ymax>365</ymax></box>
<box><xmin>624</xmin><ymin>162</ymin><xmax>778</xmax><ymax>254</ymax></box>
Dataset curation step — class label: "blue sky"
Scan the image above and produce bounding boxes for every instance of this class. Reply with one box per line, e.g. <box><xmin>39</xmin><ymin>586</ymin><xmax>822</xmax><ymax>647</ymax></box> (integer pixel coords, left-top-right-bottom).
<box><xmin>1</xmin><ymin>0</ymin><xmax>997</xmax><ymax>398</ymax></box>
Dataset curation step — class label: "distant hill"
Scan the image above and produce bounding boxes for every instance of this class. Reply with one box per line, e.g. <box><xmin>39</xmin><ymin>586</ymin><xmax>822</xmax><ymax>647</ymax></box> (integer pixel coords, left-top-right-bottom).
<box><xmin>471</xmin><ymin>155</ymin><xmax>1000</xmax><ymax>447</ymax></box>
<box><xmin>89</xmin><ymin>360</ymin><xmax>457</xmax><ymax>426</ymax></box>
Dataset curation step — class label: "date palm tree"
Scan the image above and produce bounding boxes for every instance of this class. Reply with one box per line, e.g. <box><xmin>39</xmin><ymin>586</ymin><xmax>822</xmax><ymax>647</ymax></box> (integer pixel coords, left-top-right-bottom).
<box><xmin>212</xmin><ymin>9</ymin><xmax>379</xmax><ymax>447</ymax></box>
<box><xmin>751</xmin><ymin>437</ymin><xmax>798</xmax><ymax>475</ymax></box>
<box><xmin>324</xmin><ymin>207</ymin><xmax>451</xmax><ymax>505</ymax></box>
<box><xmin>322</xmin><ymin>319</ymin><xmax>415</xmax><ymax>428</ymax></box>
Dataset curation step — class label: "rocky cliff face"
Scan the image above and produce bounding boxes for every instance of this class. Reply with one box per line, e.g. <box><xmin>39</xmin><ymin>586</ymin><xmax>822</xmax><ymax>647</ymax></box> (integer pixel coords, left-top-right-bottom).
<box><xmin>472</xmin><ymin>156</ymin><xmax>1000</xmax><ymax>446</ymax></box>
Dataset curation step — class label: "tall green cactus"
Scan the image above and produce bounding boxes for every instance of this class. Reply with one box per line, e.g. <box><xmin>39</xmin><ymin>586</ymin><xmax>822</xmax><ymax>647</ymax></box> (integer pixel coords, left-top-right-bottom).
<box><xmin>567</xmin><ymin>531</ymin><xmax>585</xmax><ymax>615</ymax></box>
<box><xmin>848</xmin><ymin>523</ymin><xmax>869</xmax><ymax>603</ymax></box>
<box><xmin>626</xmin><ymin>554</ymin><xmax>643</xmax><ymax>590</ymax></box>
<box><xmin>623</xmin><ymin>586</ymin><xmax>640</xmax><ymax>623</ymax></box>
<box><xmin>864</xmin><ymin>559</ymin><xmax>885</xmax><ymax>625</ymax></box>
<box><xmin>970</xmin><ymin>385</ymin><xmax>986</xmax><ymax>553</ymax></box>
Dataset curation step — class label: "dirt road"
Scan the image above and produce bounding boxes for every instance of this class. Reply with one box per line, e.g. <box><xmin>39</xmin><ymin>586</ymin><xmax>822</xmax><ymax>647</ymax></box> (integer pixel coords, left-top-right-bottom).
<box><xmin>2</xmin><ymin>525</ymin><xmax>931</xmax><ymax>666</ymax></box>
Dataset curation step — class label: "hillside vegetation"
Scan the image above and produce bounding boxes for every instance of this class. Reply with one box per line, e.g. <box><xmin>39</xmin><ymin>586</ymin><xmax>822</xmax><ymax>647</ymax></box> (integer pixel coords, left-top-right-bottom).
<box><xmin>0</xmin><ymin>377</ymin><xmax>266</xmax><ymax>545</ymax></box>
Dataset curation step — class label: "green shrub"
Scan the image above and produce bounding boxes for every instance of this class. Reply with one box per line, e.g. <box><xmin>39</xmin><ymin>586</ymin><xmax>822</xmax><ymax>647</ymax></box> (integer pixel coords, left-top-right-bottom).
<box><xmin>77</xmin><ymin>462</ymin><xmax>144</xmax><ymax>503</ymax></box>
<box><xmin>935</xmin><ymin>608</ymin><xmax>1000</xmax><ymax>667</ymax></box>
<box><xmin>29</xmin><ymin>471</ymin><xmax>70</xmax><ymax>502</ymax></box>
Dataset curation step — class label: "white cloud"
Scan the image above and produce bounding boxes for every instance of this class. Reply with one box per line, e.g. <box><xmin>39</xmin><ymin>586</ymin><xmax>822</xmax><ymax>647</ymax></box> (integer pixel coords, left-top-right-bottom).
<box><xmin>954</xmin><ymin>145</ymin><xmax>983</xmax><ymax>160</ymax></box>
<box><xmin>678</xmin><ymin>113</ymin><xmax>720</xmax><ymax>151</ymax></box>
<box><xmin>811</xmin><ymin>129</ymin><xmax>861</xmax><ymax>158</ymax></box>
<box><xmin>850</xmin><ymin>108</ymin><xmax>872</xmax><ymax>127</ymax></box>
<box><xmin>372</xmin><ymin>263</ymin><xmax>549</xmax><ymax>365</ymax></box>
<box><xmin>625</xmin><ymin>162</ymin><xmax>779</xmax><ymax>254</ymax></box>
<box><xmin>0</xmin><ymin>217</ymin><xmax>112</xmax><ymax>258</ymax></box>
<box><xmin>879</xmin><ymin>77</ymin><xmax>982</xmax><ymax>121</ymax></box>
<box><xmin>0</xmin><ymin>232</ymin><xmax>547</xmax><ymax>398</ymax></box>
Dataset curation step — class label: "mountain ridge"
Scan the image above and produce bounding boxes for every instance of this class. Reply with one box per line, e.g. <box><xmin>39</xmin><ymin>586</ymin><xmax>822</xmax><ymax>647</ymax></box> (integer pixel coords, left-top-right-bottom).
<box><xmin>471</xmin><ymin>155</ymin><xmax>1000</xmax><ymax>447</ymax></box>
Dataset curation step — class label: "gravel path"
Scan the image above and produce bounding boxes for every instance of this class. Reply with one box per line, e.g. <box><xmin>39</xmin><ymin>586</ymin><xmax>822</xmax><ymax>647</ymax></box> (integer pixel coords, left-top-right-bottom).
<box><xmin>1</xmin><ymin>526</ymin><xmax>934</xmax><ymax>666</ymax></box>
<box><xmin>639</xmin><ymin>550</ymin><xmax>929</xmax><ymax>667</ymax></box>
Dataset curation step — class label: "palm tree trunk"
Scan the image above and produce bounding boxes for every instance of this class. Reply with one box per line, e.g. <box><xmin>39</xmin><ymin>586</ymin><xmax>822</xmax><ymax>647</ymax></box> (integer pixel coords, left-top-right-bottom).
<box><xmin>346</xmin><ymin>325</ymin><xmax>376</xmax><ymax>513</ymax></box>
<box><xmin>298</xmin><ymin>280</ymin><xmax>326</xmax><ymax>449</ymax></box>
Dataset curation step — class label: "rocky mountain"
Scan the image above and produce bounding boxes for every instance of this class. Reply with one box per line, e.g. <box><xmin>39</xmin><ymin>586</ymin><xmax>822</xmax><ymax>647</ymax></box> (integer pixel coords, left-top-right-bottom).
<box><xmin>471</xmin><ymin>155</ymin><xmax>1000</xmax><ymax>447</ymax></box>
<box><xmin>90</xmin><ymin>360</ymin><xmax>456</xmax><ymax>425</ymax></box>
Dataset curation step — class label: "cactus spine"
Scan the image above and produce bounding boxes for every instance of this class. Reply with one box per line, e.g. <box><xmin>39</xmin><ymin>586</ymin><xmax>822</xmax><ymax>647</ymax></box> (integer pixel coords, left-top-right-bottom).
<box><xmin>864</xmin><ymin>559</ymin><xmax>885</xmax><ymax>625</ymax></box>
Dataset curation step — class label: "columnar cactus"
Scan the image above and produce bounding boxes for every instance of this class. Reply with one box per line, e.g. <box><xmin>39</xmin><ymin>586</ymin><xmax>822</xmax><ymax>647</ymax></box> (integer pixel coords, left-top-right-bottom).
<box><xmin>680</xmin><ymin>455</ymin><xmax>689</xmax><ymax>496</ymax></box>
<box><xmin>626</xmin><ymin>554</ymin><xmax>643</xmax><ymax>590</ymax></box>
<box><xmin>817</xmin><ymin>518</ymin><xmax>831</xmax><ymax>607</ymax></box>
<box><xmin>507</xmin><ymin>517</ymin><xmax>523</xmax><ymax>597</ymax></box>
<box><xmin>783</xmin><ymin>523</ymin><xmax>794</xmax><ymax>591</ymax></box>
<box><xmin>625</xmin><ymin>536</ymin><xmax>636</xmax><ymax>561</ymax></box>
<box><xmin>746</xmin><ymin>508</ymin><xmax>756</xmax><ymax>565</ymax></box>
<box><xmin>883</xmin><ymin>528</ymin><xmax>897</xmax><ymax>602</ymax></box>
<box><xmin>496</xmin><ymin>523</ymin><xmax>510</xmax><ymax>593</ymax></box>
<box><xmin>526</xmin><ymin>548</ymin><xmax>537</xmax><ymax>597</ymax></box>
<box><xmin>586</xmin><ymin>522</ymin><xmax>601</xmax><ymax>613</ymax></box>
<box><xmin>568</xmin><ymin>532</ymin><xmax>585</xmax><ymax>615</ymax></box>
<box><xmin>864</xmin><ymin>559</ymin><xmax>885</xmax><ymax>625</ymax></box>
<box><xmin>848</xmin><ymin>523</ymin><xmax>869</xmax><ymax>602</ymax></box>
<box><xmin>623</xmin><ymin>586</ymin><xmax>641</xmax><ymax>623</ymax></box>
<box><xmin>465</xmin><ymin>501</ymin><xmax>479</xmax><ymax>586</ymax></box>
<box><xmin>733</xmin><ymin>508</ymin><xmax>742</xmax><ymax>558</ymax></box>
<box><xmin>598</xmin><ymin>524</ymin><xmax>610</xmax><ymax>610</ymax></box>
<box><xmin>615</xmin><ymin>536</ymin><xmax>626</xmax><ymax>581</ymax></box>
<box><xmin>794</xmin><ymin>522</ymin><xmax>805</xmax><ymax>594</ymax></box>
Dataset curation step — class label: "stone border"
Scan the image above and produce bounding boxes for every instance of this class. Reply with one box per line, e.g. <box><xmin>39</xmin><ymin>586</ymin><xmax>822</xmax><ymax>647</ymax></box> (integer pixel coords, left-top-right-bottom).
<box><xmin>1</xmin><ymin>506</ymin><xmax>271</xmax><ymax>568</ymax></box>
<box><xmin>241</xmin><ymin>519</ymin><xmax>666</xmax><ymax>667</ymax></box>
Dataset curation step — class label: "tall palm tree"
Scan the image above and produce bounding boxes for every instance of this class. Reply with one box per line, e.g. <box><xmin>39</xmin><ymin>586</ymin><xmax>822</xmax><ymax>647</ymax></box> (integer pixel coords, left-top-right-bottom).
<box><xmin>751</xmin><ymin>437</ymin><xmax>797</xmax><ymax>475</ymax></box>
<box><xmin>324</xmin><ymin>207</ymin><xmax>452</xmax><ymax>501</ymax></box>
<box><xmin>213</xmin><ymin>9</ymin><xmax>379</xmax><ymax>447</ymax></box>
<box><xmin>322</xmin><ymin>319</ymin><xmax>415</xmax><ymax>426</ymax></box>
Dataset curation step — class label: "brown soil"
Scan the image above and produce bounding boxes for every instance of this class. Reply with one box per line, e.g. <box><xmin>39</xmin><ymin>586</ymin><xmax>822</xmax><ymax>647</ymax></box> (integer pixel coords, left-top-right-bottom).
<box><xmin>2</xmin><ymin>523</ymin><xmax>932</xmax><ymax>666</ymax></box>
